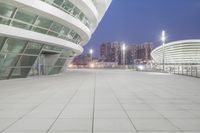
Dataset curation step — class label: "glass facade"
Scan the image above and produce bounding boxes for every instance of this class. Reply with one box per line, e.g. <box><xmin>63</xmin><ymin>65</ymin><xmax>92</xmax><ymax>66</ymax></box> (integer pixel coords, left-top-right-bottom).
<box><xmin>0</xmin><ymin>0</ymin><xmax>112</xmax><ymax>80</ymax></box>
<box><xmin>0</xmin><ymin>3</ymin><xmax>82</xmax><ymax>45</ymax></box>
<box><xmin>0</xmin><ymin>36</ymin><xmax>74</xmax><ymax>80</ymax></box>
<box><xmin>41</xmin><ymin>0</ymin><xmax>90</xmax><ymax>28</ymax></box>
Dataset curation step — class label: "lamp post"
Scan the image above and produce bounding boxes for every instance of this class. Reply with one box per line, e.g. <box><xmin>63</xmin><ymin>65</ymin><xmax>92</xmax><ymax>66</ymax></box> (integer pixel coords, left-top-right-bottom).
<box><xmin>161</xmin><ymin>30</ymin><xmax>166</xmax><ymax>71</ymax></box>
<box><xmin>122</xmin><ymin>43</ymin><xmax>126</xmax><ymax>68</ymax></box>
<box><xmin>89</xmin><ymin>48</ymin><xmax>93</xmax><ymax>62</ymax></box>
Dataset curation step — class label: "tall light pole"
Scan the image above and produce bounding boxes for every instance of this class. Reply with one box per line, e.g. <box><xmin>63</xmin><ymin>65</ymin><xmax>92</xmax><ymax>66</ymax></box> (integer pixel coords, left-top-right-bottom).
<box><xmin>161</xmin><ymin>30</ymin><xmax>166</xmax><ymax>71</ymax></box>
<box><xmin>89</xmin><ymin>48</ymin><xmax>93</xmax><ymax>62</ymax></box>
<box><xmin>122</xmin><ymin>43</ymin><xmax>126</xmax><ymax>67</ymax></box>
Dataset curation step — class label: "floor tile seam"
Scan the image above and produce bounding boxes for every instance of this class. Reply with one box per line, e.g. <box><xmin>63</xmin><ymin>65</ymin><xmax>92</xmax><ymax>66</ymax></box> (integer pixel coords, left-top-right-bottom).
<box><xmin>0</xmin><ymin>85</ymin><xmax>68</xmax><ymax>133</ymax></box>
<box><xmin>92</xmin><ymin>70</ymin><xmax>97</xmax><ymax>133</ymax></box>
<box><xmin>0</xmin><ymin>77</ymin><xmax>85</xmax><ymax>132</ymax></box>
<box><xmin>119</xmin><ymin>79</ymin><xmax>185</xmax><ymax>133</ymax></box>
<box><xmin>46</xmin><ymin>76</ymin><xmax>90</xmax><ymax>133</ymax></box>
<box><xmin>140</xmin><ymin>81</ymin><xmax>195</xmax><ymax>108</ymax></box>
<box><xmin>102</xmin><ymin>75</ymin><xmax>139</xmax><ymax>133</ymax></box>
<box><xmin>110</xmin><ymin>77</ymin><xmax>184</xmax><ymax>133</ymax></box>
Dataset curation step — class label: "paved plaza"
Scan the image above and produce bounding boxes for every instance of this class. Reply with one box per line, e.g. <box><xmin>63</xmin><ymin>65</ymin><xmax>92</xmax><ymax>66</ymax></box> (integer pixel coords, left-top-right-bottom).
<box><xmin>0</xmin><ymin>69</ymin><xmax>200</xmax><ymax>133</ymax></box>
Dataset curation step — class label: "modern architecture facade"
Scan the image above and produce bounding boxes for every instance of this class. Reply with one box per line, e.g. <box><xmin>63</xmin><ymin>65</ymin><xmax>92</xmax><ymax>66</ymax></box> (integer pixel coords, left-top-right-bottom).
<box><xmin>151</xmin><ymin>40</ymin><xmax>200</xmax><ymax>65</ymax></box>
<box><xmin>151</xmin><ymin>40</ymin><xmax>200</xmax><ymax>76</ymax></box>
<box><xmin>0</xmin><ymin>0</ymin><xmax>112</xmax><ymax>79</ymax></box>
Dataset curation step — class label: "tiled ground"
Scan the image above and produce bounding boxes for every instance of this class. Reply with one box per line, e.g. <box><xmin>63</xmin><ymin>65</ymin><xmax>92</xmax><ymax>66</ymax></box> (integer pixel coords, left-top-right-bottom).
<box><xmin>0</xmin><ymin>69</ymin><xmax>200</xmax><ymax>133</ymax></box>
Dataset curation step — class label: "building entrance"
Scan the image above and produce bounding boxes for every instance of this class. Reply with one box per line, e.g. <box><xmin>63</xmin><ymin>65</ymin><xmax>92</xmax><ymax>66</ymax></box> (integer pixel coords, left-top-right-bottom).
<box><xmin>29</xmin><ymin>51</ymin><xmax>60</xmax><ymax>76</ymax></box>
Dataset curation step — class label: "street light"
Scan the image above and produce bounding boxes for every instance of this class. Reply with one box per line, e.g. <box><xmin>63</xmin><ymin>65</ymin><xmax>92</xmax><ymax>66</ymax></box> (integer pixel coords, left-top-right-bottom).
<box><xmin>121</xmin><ymin>43</ymin><xmax>126</xmax><ymax>67</ymax></box>
<box><xmin>161</xmin><ymin>30</ymin><xmax>166</xmax><ymax>71</ymax></box>
<box><xmin>89</xmin><ymin>48</ymin><xmax>93</xmax><ymax>61</ymax></box>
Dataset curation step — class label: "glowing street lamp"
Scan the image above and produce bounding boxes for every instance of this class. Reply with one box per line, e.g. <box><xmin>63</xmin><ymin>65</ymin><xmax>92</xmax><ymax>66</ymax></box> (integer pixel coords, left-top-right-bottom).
<box><xmin>162</xmin><ymin>30</ymin><xmax>166</xmax><ymax>43</ymax></box>
<box><xmin>121</xmin><ymin>43</ymin><xmax>126</xmax><ymax>67</ymax></box>
<box><xmin>161</xmin><ymin>30</ymin><xmax>166</xmax><ymax>71</ymax></box>
<box><xmin>122</xmin><ymin>43</ymin><xmax>126</xmax><ymax>51</ymax></box>
<box><xmin>89</xmin><ymin>48</ymin><xmax>93</xmax><ymax>61</ymax></box>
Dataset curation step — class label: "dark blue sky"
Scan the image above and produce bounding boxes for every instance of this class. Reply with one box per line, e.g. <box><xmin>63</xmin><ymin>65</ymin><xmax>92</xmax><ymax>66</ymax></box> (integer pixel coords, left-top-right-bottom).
<box><xmin>84</xmin><ymin>0</ymin><xmax>200</xmax><ymax>56</ymax></box>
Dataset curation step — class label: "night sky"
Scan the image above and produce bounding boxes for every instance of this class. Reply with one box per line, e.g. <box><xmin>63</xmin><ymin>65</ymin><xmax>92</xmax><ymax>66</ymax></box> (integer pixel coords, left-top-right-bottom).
<box><xmin>84</xmin><ymin>0</ymin><xmax>200</xmax><ymax>56</ymax></box>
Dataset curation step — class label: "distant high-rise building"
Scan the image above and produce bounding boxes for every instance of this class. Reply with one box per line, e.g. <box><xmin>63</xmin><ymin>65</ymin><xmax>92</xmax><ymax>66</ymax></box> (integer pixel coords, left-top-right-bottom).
<box><xmin>100</xmin><ymin>42</ymin><xmax>121</xmax><ymax>63</ymax></box>
<box><xmin>100</xmin><ymin>42</ymin><xmax>153</xmax><ymax>65</ymax></box>
<box><xmin>136</xmin><ymin>42</ymin><xmax>153</xmax><ymax>63</ymax></box>
<box><xmin>126</xmin><ymin>45</ymin><xmax>138</xmax><ymax>65</ymax></box>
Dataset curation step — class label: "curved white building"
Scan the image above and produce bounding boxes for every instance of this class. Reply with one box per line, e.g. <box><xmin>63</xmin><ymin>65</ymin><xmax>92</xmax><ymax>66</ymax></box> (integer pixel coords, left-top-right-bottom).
<box><xmin>0</xmin><ymin>0</ymin><xmax>112</xmax><ymax>79</ymax></box>
<box><xmin>151</xmin><ymin>40</ymin><xmax>200</xmax><ymax>65</ymax></box>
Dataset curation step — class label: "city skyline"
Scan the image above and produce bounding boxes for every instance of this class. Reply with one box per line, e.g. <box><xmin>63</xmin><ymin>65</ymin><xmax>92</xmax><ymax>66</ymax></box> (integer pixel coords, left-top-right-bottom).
<box><xmin>84</xmin><ymin>0</ymin><xmax>200</xmax><ymax>56</ymax></box>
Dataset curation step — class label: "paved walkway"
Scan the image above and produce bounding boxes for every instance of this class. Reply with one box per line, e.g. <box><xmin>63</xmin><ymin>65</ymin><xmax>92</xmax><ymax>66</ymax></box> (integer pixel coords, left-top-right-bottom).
<box><xmin>0</xmin><ymin>69</ymin><xmax>200</xmax><ymax>133</ymax></box>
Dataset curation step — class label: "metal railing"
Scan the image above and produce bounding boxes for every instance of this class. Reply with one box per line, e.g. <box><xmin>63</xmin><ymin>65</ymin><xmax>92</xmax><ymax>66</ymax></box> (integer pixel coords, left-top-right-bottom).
<box><xmin>168</xmin><ymin>65</ymin><xmax>200</xmax><ymax>78</ymax></box>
